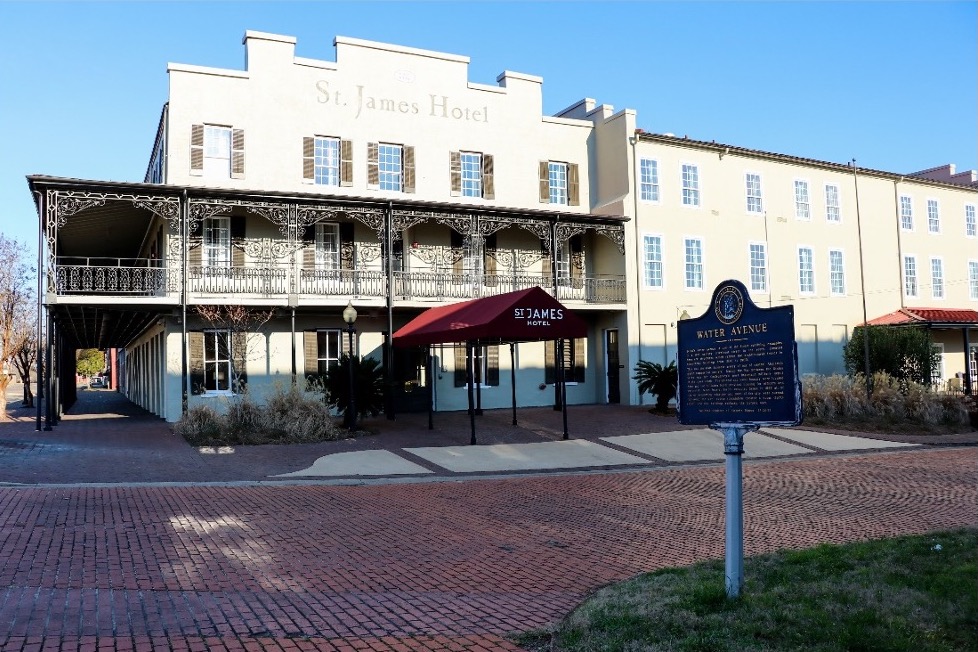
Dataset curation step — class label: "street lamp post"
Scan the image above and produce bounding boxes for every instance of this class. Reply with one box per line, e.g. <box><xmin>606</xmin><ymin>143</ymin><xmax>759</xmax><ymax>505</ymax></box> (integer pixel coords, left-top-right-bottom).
<box><xmin>343</xmin><ymin>300</ymin><xmax>358</xmax><ymax>431</ymax></box>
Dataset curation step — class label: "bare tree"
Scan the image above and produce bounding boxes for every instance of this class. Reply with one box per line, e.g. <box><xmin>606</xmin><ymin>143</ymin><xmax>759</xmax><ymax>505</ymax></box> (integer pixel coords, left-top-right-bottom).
<box><xmin>194</xmin><ymin>305</ymin><xmax>276</xmax><ymax>392</ymax></box>
<box><xmin>10</xmin><ymin>292</ymin><xmax>37</xmax><ymax>407</ymax></box>
<box><xmin>0</xmin><ymin>234</ymin><xmax>35</xmax><ymax>420</ymax></box>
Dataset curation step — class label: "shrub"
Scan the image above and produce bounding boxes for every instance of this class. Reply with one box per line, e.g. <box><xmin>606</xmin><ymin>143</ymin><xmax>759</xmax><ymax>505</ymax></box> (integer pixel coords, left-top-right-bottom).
<box><xmin>633</xmin><ymin>360</ymin><xmax>678</xmax><ymax>412</ymax></box>
<box><xmin>322</xmin><ymin>355</ymin><xmax>385</xmax><ymax>421</ymax></box>
<box><xmin>173</xmin><ymin>405</ymin><xmax>224</xmax><ymax>445</ymax></box>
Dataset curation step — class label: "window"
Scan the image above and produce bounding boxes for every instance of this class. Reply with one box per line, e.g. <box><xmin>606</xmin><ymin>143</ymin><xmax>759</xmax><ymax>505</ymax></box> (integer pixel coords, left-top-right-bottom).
<box><xmin>203</xmin><ymin>217</ymin><xmax>231</xmax><ymax>267</ymax></box>
<box><xmin>966</xmin><ymin>205</ymin><xmax>976</xmax><ymax>237</ymax></box>
<box><xmin>556</xmin><ymin>240</ymin><xmax>571</xmax><ymax>285</ymax></box>
<box><xmin>549</xmin><ymin>162</ymin><xmax>568</xmax><ymax>205</ymax></box>
<box><xmin>545</xmin><ymin>338</ymin><xmax>586</xmax><ymax>384</ymax></box>
<box><xmin>368</xmin><ymin>142</ymin><xmax>415</xmax><ymax>193</ymax></box>
<box><xmin>643</xmin><ymin>235</ymin><xmax>663</xmax><ymax>288</ymax></box>
<box><xmin>927</xmin><ymin>199</ymin><xmax>940</xmax><ymax>233</ymax></box>
<box><xmin>454</xmin><ymin>343</ymin><xmax>500</xmax><ymax>387</ymax></box>
<box><xmin>203</xmin><ymin>330</ymin><xmax>232</xmax><ymax>392</ymax></box>
<box><xmin>749</xmin><ymin>243</ymin><xmax>767</xmax><ymax>292</ymax></box>
<box><xmin>900</xmin><ymin>195</ymin><xmax>913</xmax><ymax>230</ymax></box>
<box><xmin>931</xmin><ymin>343</ymin><xmax>945</xmax><ymax>386</ymax></box>
<box><xmin>204</xmin><ymin>126</ymin><xmax>231</xmax><ymax>177</ymax></box>
<box><xmin>315</xmin><ymin>223</ymin><xmax>340</xmax><ymax>270</ymax></box>
<box><xmin>684</xmin><ymin>238</ymin><xmax>704</xmax><ymax>289</ymax></box>
<box><xmin>681</xmin><ymin>164</ymin><xmax>700</xmax><ymax>206</ymax></box>
<box><xmin>314</xmin><ymin>137</ymin><xmax>340</xmax><ymax>185</ymax></box>
<box><xmin>538</xmin><ymin>161</ymin><xmax>579</xmax><ymax>206</ymax></box>
<box><xmin>190</xmin><ymin>124</ymin><xmax>244</xmax><ymax>179</ymax></box>
<box><xmin>303</xmin><ymin>136</ymin><xmax>352</xmax><ymax>186</ymax></box>
<box><xmin>745</xmin><ymin>173</ymin><xmax>763</xmax><ymax>214</ymax></box>
<box><xmin>794</xmin><ymin>180</ymin><xmax>811</xmax><ymax>220</ymax></box>
<box><xmin>450</xmin><ymin>151</ymin><xmax>494</xmax><ymax>199</ymax></box>
<box><xmin>904</xmin><ymin>255</ymin><xmax>918</xmax><ymax>297</ymax></box>
<box><xmin>304</xmin><ymin>329</ymin><xmax>353</xmax><ymax>383</ymax></box>
<box><xmin>798</xmin><ymin>247</ymin><xmax>815</xmax><ymax>294</ymax></box>
<box><xmin>931</xmin><ymin>257</ymin><xmax>944</xmax><ymax>299</ymax></box>
<box><xmin>829</xmin><ymin>249</ymin><xmax>846</xmax><ymax>296</ymax></box>
<box><xmin>640</xmin><ymin>158</ymin><xmax>660</xmax><ymax>202</ymax></box>
<box><xmin>825</xmin><ymin>184</ymin><xmax>840</xmax><ymax>222</ymax></box>
<box><xmin>970</xmin><ymin>261</ymin><xmax>978</xmax><ymax>300</ymax></box>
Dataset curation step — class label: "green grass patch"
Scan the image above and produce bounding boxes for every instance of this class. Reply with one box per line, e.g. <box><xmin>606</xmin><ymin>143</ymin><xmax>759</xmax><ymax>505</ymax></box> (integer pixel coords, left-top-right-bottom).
<box><xmin>516</xmin><ymin>529</ymin><xmax>977</xmax><ymax>652</ymax></box>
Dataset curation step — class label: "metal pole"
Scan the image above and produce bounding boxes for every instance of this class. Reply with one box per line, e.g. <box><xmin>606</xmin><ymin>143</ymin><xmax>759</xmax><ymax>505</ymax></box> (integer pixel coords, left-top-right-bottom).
<box><xmin>852</xmin><ymin>160</ymin><xmax>871</xmax><ymax>399</ymax></box>
<box><xmin>44</xmin><ymin>312</ymin><xmax>53</xmax><ymax>430</ymax></box>
<box><xmin>180</xmin><ymin>189</ymin><xmax>189</xmax><ymax>415</ymax></box>
<box><xmin>466</xmin><ymin>340</ymin><xmax>476</xmax><ymax>445</ymax></box>
<box><xmin>385</xmin><ymin>202</ymin><xmax>395</xmax><ymax>420</ymax></box>
<box><xmin>347</xmin><ymin>323</ymin><xmax>356</xmax><ymax>431</ymax></box>
<box><xmin>510</xmin><ymin>342</ymin><xmax>517</xmax><ymax>426</ymax></box>
<box><xmin>35</xmin><ymin>190</ymin><xmax>44</xmax><ymax>431</ymax></box>
<box><xmin>290</xmin><ymin>307</ymin><xmax>297</xmax><ymax>386</ymax></box>
<box><xmin>718</xmin><ymin>424</ymin><xmax>749</xmax><ymax>598</ymax></box>
<box><xmin>474</xmin><ymin>340</ymin><xmax>483</xmax><ymax>416</ymax></box>
<box><xmin>427</xmin><ymin>347</ymin><xmax>434</xmax><ymax>430</ymax></box>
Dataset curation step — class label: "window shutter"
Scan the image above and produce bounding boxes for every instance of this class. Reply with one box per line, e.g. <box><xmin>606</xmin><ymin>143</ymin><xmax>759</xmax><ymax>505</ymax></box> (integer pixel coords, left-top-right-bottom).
<box><xmin>568</xmin><ymin>163</ymin><xmax>580</xmax><ymax>206</ymax></box>
<box><xmin>539</xmin><ymin>161</ymin><xmax>550</xmax><ymax>203</ymax></box>
<box><xmin>403</xmin><ymin>145</ymin><xmax>416</xmax><ymax>193</ymax></box>
<box><xmin>189</xmin><ymin>240</ymin><xmax>202</xmax><ymax>268</ymax></box>
<box><xmin>340</xmin><ymin>139</ymin><xmax>354</xmax><ymax>186</ymax></box>
<box><xmin>484</xmin><ymin>233</ymin><xmax>497</xmax><ymax>286</ymax></box>
<box><xmin>340</xmin><ymin>222</ymin><xmax>355</xmax><ymax>270</ymax></box>
<box><xmin>451</xmin><ymin>230</ymin><xmax>464</xmax><ymax>280</ymax></box>
<box><xmin>189</xmin><ymin>332</ymin><xmax>205</xmax><ymax>394</ymax></box>
<box><xmin>302</xmin><ymin>224</ymin><xmax>316</xmax><ymax>269</ymax></box>
<box><xmin>545</xmin><ymin>341</ymin><xmax>555</xmax><ymax>385</ymax></box>
<box><xmin>367</xmin><ymin>142</ymin><xmax>379</xmax><ymax>188</ymax></box>
<box><xmin>231</xmin><ymin>217</ymin><xmax>246</xmax><ymax>267</ymax></box>
<box><xmin>230</xmin><ymin>129</ymin><xmax>245</xmax><ymax>179</ymax></box>
<box><xmin>232</xmin><ymin>332</ymin><xmax>248</xmax><ymax>390</ymax></box>
<box><xmin>449</xmin><ymin>151</ymin><xmax>462</xmax><ymax>197</ymax></box>
<box><xmin>341</xmin><ymin>329</ymin><xmax>355</xmax><ymax>357</ymax></box>
<box><xmin>303</xmin><ymin>331</ymin><xmax>318</xmax><ymax>380</ymax></box>
<box><xmin>570</xmin><ymin>234</ymin><xmax>583</xmax><ymax>289</ymax></box>
<box><xmin>190</xmin><ymin>125</ymin><xmax>204</xmax><ymax>176</ymax></box>
<box><xmin>486</xmin><ymin>344</ymin><xmax>499</xmax><ymax>386</ymax></box>
<box><xmin>573</xmin><ymin>337</ymin><xmax>586</xmax><ymax>383</ymax></box>
<box><xmin>541</xmin><ymin>240</ymin><xmax>553</xmax><ymax>285</ymax></box>
<box><xmin>482</xmin><ymin>154</ymin><xmax>495</xmax><ymax>200</ymax></box>
<box><xmin>302</xmin><ymin>137</ymin><xmax>315</xmax><ymax>182</ymax></box>
<box><xmin>454</xmin><ymin>343</ymin><xmax>467</xmax><ymax>387</ymax></box>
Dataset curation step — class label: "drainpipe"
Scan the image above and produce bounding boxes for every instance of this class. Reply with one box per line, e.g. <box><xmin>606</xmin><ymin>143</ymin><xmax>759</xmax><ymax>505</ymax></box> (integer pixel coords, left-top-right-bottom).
<box><xmin>630</xmin><ymin>133</ymin><xmax>644</xmax><ymax>405</ymax></box>
<box><xmin>181</xmin><ymin>189</ymin><xmax>189</xmax><ymax>415</ymax></box>
<box><xmin>385</xmin><ymin>201</ymin><xmax>395</xmax><ymax>420</ymax></box>
<box><xmin>851</xmin><ymin>160</ymin><xmax>871</xmax><ymax>399</ymax></box>
<box><xmin>892</xmin><ymin>177</ymin><xmax>905</xmax><ymax>309</ymax></box>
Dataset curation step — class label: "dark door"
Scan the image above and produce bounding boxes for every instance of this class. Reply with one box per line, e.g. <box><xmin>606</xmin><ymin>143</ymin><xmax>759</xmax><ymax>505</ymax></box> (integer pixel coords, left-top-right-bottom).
<box><xmin>606</xmin><ymin>329</ymin><xmax>621</xmax><ymax>404</ymax></box>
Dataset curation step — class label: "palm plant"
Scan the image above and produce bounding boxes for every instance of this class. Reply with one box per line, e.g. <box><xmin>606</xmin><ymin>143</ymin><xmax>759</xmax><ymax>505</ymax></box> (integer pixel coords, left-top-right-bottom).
<box><xmin>633</xmin><ymin>360</ymin><xmax>678</xmax><ymax>412</ymax></box>
<box><xmin>322</xmin><ymin>355</ymin><xmax>386</xmax><ymax>420</ymax></box>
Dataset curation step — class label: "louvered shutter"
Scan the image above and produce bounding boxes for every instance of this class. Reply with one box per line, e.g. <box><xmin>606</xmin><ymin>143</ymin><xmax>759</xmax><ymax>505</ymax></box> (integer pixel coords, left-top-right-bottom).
<box><xmin>570</xmin><ymin>234</ymin><xmax>583</xmax><ymax>289</ymax></box>
<box><xmin>367</xmin><ymin>142</ymin><xmax>379</xmax><ymax>188</ymax></box>
<box><xmin>302</xmin><ymin>224</ymin><xmax>316</xmax><ymax>269</ymax></box>
<box><xmin>482</xmin><ymin>154</ymin><xmax>495</xmax><ymax>200</ymax></box>
<box><xmin>403</xmin><ymin>145</ymin><xmax>416</xmax><ymax>193</ymax></box>
<box><xmin>189</xmin><ymin>332</ymin><xmax>205</xmax><ymax>394</ymax></box>
<box><xmin>545</xmin><ymin>340</ymin><xmax>555</xmax><ymax>385</ymax></box>
<box><xmin>341</xmin><ymin>329</ymin><xmax>355</xmax><ymax>357</ymax></box>
<box><xmin>484</xmin><ymin>234</ymin><xmax>497</xmax><ymax>287</ymax></box>
<box><xmin>451</xmin><ymin>230</ymin><xmax>464</xmax><ymax>282</ymax></box>
<box><xmin>190</xmin><ymin>125</ymin><xmax>204</xmax><ymax>176</ymax></box>
<box><xmin>541</xmin><ymin>239</ymin><xmax>553</xmax><ymax>285</ymax></box>
<box><xmin>189</xmin><ymin>239</ymin><xmax>202</xmax><ymax>268</ymax></box>
<box><xmin>231</xmin><ymin>129</ymin><xmax>245</xmax><ymax>179</ymax></box>
<box><xmin>454</xmin><ymin>343</ymin><xmax>467</xmax><ymax>387</ymax></box>
<box><xmin>232</xmin><ymin>332</ymin><xmax>248</xmax><ymax>390</ymax></box>
<box><xmin>486</xmin><ymin>345</ymin><xmax>499</xmax><ymax>386</ymax></box>
<box><xmin>573</xmin><ymin>337</ymin><xmax>586</xmax><ymax>383</ymax></box>
<box><xmin>568</xmin><ymin>163</ymin><xmax>580</xmax><ymax>206</ymax></box>
<box><xmin>450</xmin><ymin>151</ymin><xmax>462</xmax><ymax>196</ymax></box>
<box><xmin>340</xmin><ymin>139</ymin><xmax>353</xmax><ymax>186</ymax></box>
<box><xmin>303</xmin><ymin>331</ymin><xmax>318</xmax><ymax>379</ymax></box>
<box><xmin>302</xmin><ymin>137</ymin><xmax>315</xmax><ymax>182</ymax></box>
<box><xmin>231</xmin><ymin>216</ymin><xmax>246</xmax><ymax>267</ymax></box>
<box><xmin>539</xmin><ymin>161</ymin><xmax>550</xmax><ymax>203</ymax></box>
<box><xmin>340</xmin><ymin>222</ymin><xmax>355</xmax><ymax>270</ymax></box>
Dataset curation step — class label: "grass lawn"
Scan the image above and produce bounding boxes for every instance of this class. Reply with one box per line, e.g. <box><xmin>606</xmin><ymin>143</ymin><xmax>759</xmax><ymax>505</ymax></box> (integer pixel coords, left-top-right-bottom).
<box><xmin>516</xmin><ymin>529</ymin><xmax>977</xmax><ymax>652</ymax></box>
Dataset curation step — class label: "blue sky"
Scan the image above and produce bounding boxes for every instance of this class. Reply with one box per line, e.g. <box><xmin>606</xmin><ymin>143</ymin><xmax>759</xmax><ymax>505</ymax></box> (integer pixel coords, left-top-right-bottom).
<box><xmin>1</xmin><ymin>0</ymin><xmax>975</xmax><ymax>248</ymax></box>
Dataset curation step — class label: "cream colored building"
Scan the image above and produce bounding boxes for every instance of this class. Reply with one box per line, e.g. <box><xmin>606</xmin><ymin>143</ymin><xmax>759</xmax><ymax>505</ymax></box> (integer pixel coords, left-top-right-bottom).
<box><xmin>28</xmin><ymin>31</ymin><xmax>977</xmax><ymax>424</ymax></box>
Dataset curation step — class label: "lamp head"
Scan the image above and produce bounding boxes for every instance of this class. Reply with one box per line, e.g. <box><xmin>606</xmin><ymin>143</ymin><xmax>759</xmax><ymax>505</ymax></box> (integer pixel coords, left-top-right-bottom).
<box><xmin>343</xmin><ymin>301</ymin><xmax>358</xmax><ymax>325</ymax></box>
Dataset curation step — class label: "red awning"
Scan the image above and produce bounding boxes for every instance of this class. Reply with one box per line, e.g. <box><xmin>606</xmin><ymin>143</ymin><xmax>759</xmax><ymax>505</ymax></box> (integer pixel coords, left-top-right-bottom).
<box><xmin>392</xmin><ymin>286</ymin><xmax>588</xmax><ymax>347</ymax></box>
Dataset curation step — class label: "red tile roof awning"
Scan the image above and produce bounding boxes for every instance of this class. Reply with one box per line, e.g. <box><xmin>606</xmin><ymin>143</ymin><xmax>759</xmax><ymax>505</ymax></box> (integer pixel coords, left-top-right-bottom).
<box><xmin>866</xmin><ymin>308</ymin><xmax>978</xmax><ymax>327</ymax></box>
<box><xmin>392</xmin><ymin>286</ymin><xmax>588</xmax><ymax>347</ymax></box>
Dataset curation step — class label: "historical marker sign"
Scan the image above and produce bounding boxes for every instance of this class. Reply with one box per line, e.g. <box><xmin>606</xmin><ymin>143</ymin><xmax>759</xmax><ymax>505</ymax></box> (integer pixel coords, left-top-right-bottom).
<box><xmin>677</xmin><ymin>279</ymin><xmax>802</xmax><ymax>426</ymax></box>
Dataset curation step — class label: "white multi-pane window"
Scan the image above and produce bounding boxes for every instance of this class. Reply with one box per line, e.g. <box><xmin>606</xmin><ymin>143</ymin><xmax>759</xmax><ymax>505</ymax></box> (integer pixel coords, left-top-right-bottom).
<box><xmin>640</xmin><ymin>158</ymin><xmax>660</xmax><ymax>202</ymax></box>
<box><xmin>681</xmin><ymin>164</ymin><xmax>700</xmax><ymax>206</ymax></box>
<box><xmin>378</xmin><ymin>144</ymin><xmax>403</xmax><ymax>191</ymax></box>
<box><xmin>798</xmin><ymin>247</ymin><xmax>815</xmax><ymax>294</ymax></box>
<box><xmin>966</xmin><ymin>205</ymin><xmax>976</xmax><ymax>237</ymax></box>
<box><xmin>549</xmin><ymin>162</ymin><xmax>569</xmax><ymax>205</ymax></box>
<box><xmin>203</xmin><ymin>330</ymin><xmax>232</xmax><ymax>392</ymax></box>
<box><xmin>824</xmin><ymin>184</ymin><xmax>841</xmax><ymax>222</ymax></box>
<box><xmin>315</xmin><ymin>223</ymin><xmax>340</xmax><ymax>270</ymax></box>
<box><xmin>203</xmin><ymin>126</ymin><xmax>232</xmax><ymax>178</ymax></box>
<box><xmin>460</xmin><ymin>152</ymin><xmax>483</xmax><ymax>198</ymax></box>
<box><xmin>931</xmin><ymin>258</ymin><xmax>944</xmax><ymax>299</ymax></box>
<box><xmin>749</xmin><ymin>243</ymin><xmax>767</xmax><ymax>292</ymax></box>
<box><xmin>931</xmin><ymin>343</ymin><xmax>945</xmax><ymax>386</ymax></box>
<box><xmin>643</xmin><ymin>235</ymin><xmax>663</xmax><ymax>288</ymax></box>
<box><xmin>684</xmin><ymin>238</ymin><xmax>704</xmax><ymax>289</ymax></box>
<box><xmin>745</xmin><ymin>173</ymin><xmax>763</xmax><ymax>214</ymax></box>
<box><xmin>314</xmin><ymin>330</ymin><xmax>343</xmax><ymax>376</ymax></box>
<box><xmin>314</xmin><ymin>137</ymin><xmax>340</xmax><ymax>186</ymax></box>
<box><xmin>927</xmin><ymin>199</ymin><xmax>940</xmax><ymax>233</ymax></box>
<box><xmin>202</xmin><ymin>217</ymin><xmax>231</xmax><ymax>267</ymax></box>
<box><xmin>794</xmin><ymin>180</ymin><xmax>811</xmax><ymax>220</ymax></box>
<box><xmin>829</xmin><ymin>249</ymin><xmax>846</xmax><ymax>296</ymax></box>
<box><xmin>900</xmin><ymin>195</ymin><xmax>913</xmax><ymax>230</ymax></box>
<box><xmin>555</xmin><ymin>242</ymin><xmax>571</xmax><ymax>285</ymax></box>
<box><xmin>904</xmin><ymin>255</ymin><xmax>918</xmax><ymax>297</ymax></box>
<box><xmin>970</xmin><ymin>261</ymin><xmax>978</xmax><ymax>300</ymax></box>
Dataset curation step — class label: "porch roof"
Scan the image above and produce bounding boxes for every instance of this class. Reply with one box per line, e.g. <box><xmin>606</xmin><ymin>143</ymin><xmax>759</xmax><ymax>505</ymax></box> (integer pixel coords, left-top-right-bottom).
<box><xmin>866</xmin><ymin>308</ymin><xmax>978</xmax><ymax>328</ymax></box>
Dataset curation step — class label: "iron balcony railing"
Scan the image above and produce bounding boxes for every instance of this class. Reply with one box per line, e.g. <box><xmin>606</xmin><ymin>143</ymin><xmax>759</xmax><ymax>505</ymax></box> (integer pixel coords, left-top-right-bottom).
<box><xmin>54</xmin><ymin>258</ymin><xmax>167</xmax><ymax>296</ymax></box>
<box><xmin>392</xmin><ymin>272</ymin><xmax>626</xmax><ymax>303</ymax></box>
<box><xmin>188</xmin><ymin>265</ymin><xmax>289</xmax><ymax>295</ymax></box>
<box><xmin>298</xmin><ymin>268</ymin><xmax>387</xmax><ymax>298</ymax></box>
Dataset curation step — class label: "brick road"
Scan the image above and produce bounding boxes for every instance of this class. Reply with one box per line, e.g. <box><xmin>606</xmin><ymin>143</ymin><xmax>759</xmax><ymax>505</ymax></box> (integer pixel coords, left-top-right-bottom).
<box><xmin>1</xmin><ymin>446</ymin><xmax>975</xmax><ymax>651</ymax></box>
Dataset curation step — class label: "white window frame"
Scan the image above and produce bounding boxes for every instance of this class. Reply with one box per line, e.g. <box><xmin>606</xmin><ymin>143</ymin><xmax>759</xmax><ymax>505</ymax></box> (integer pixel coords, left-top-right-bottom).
<box><xmin>203</xmin><ymin>125</ymin><xmax>232</xmax><ymax>179</ymax></box>
<box><xmin>202</xmin><ymin>217</ymin><xmax>231</xmax><ymax>268</ymax></box>
<box><xmin>314</xmin><ymin>329</ymin><xmax>343</xmax><ymax>376</ymax></box>
<box><xmin>745</xmin><ymin>172</ymin><xmax>763</xmax><ymax>214</ymax></box>
<box><xmin>683</xmin><ymin>237</ymin><xmax>704</xmax><ymax>290</ymax></box>
<box><xmin>900</xmin><ymin>195</ymin><xmax>914</xmax><ymax>231</ymax></box>
<box><xmin>828</xmin><ymin>249</ymin><xmax>846</xmax><ymax>297</ymax></box>
<box><xmin>549</xmin><ymin>161</ymin><xmax>568</xmax><ymax>205</ymax></box>
<box><xmin>643</xmin><ymin>234</ymin><xmax>664</xmax><ymax>289</ymax></box>
<box><xmin>970</xmin><ymin>260</ymin><xmax>978</xmax><ymax>301</ymax></box>
<box><xmin>931</xmin><ymin>342</ymin><xmax>945</xmax><ymax>386</ymax></box>
<box><xmin>748</xmin><ymin>242</ymin><xmax>768</xmax><ymax>293</ymax></box>
<box><xmin>824</xmin><ymin>184</ymin><xmax>841</xmax><ymax>223</ymax></box>
<box><xmin>460</xmin><ymin>151</ymin><xmax>483</xmax><ymax>198</ymax></box>
<box><xmin>927</xmin><ymin>198</ymin><xmax>940</xmax><ymax>233</ymax></box>
<box><xmin>315</xmin><ymin>222</ymin><xmax>340</xmax><ymax>270</ymax></box>
<box><xmin>314</xmin><ymin>136</ymin><xmax>340</xmax><ymax>186</ymax></box>
<box><xmin>965</xmin><ymin>204</ymin><xmax>976</xmax><ymax>238</ymax></box>
<box><xmin>378</xmin><ymin>143</ymin><xmax>403</xmax><ymax>192</ymax></box>
<box><xmin>797</xmin><ymin>246</ymin><xmax>815</xmax><ymax>295</ymax></box>
<box><xmin>794</xmin><ymin>180</ymin><xmax>811</xmax><ymax>220</ymax></box>
<box><xmin>203</xmin><ymin>329</ymin><xmax>233</xmax><ymax>394</ymax></box>
<box><xmin>681</xmin><ymin>163</ymin><xmax>700</xmax><ymax>207</ymax></box>
<box><xmin>903</xmin><ymin>255</ymin><xmax>918</xmax><ymax>298</ymax></box>
<box><xmin>639</xmin><ymin>158</ymin><xmax>660</xmax><ymax>202</ymax></box>
<box><xmin>930</xmin><ymin>257</ymin><xmax>945</xmax><ymax>300</ymax></box>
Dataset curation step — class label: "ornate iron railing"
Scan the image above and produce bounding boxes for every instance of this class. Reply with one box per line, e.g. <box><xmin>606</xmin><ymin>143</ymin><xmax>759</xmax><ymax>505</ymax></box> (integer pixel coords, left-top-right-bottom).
<box><xmin>391</xmin><ymin>271</ymin><xmax>626</xmax><ymax>303</ymax></box>
<box><xmin>54</xmin><ymin>259</ymin><xmax>167</xmax><ymax>296</ymax></box>
<box><xmin>298</xmin><ymin>268</ymin><xmax>387</xmax><ymax>297</ymax></box>
<box><xmin>188</xmin><ymin>265</ymin><xmax>288</xmax><ymax>295</ymax></box>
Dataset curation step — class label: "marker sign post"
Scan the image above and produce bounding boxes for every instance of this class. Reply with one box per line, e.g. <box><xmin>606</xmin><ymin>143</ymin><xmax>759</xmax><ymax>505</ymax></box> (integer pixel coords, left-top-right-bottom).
<box><xmin>676</xmin><ymin>279</ymin><xmax>802</xmax><ymax>598</ymax></box>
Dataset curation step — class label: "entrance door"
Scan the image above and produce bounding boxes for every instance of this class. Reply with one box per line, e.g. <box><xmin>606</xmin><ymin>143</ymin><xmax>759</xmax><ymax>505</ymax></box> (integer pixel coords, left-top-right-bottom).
<box><xmin>605</xmin><ymin>329</ymin><xmax>621</xmax><ymax>404</ymax></box>
<box><xmin>970</xmin><ymin>344</ymin><xmax>977</xmax><ymax>394</ymax></box>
